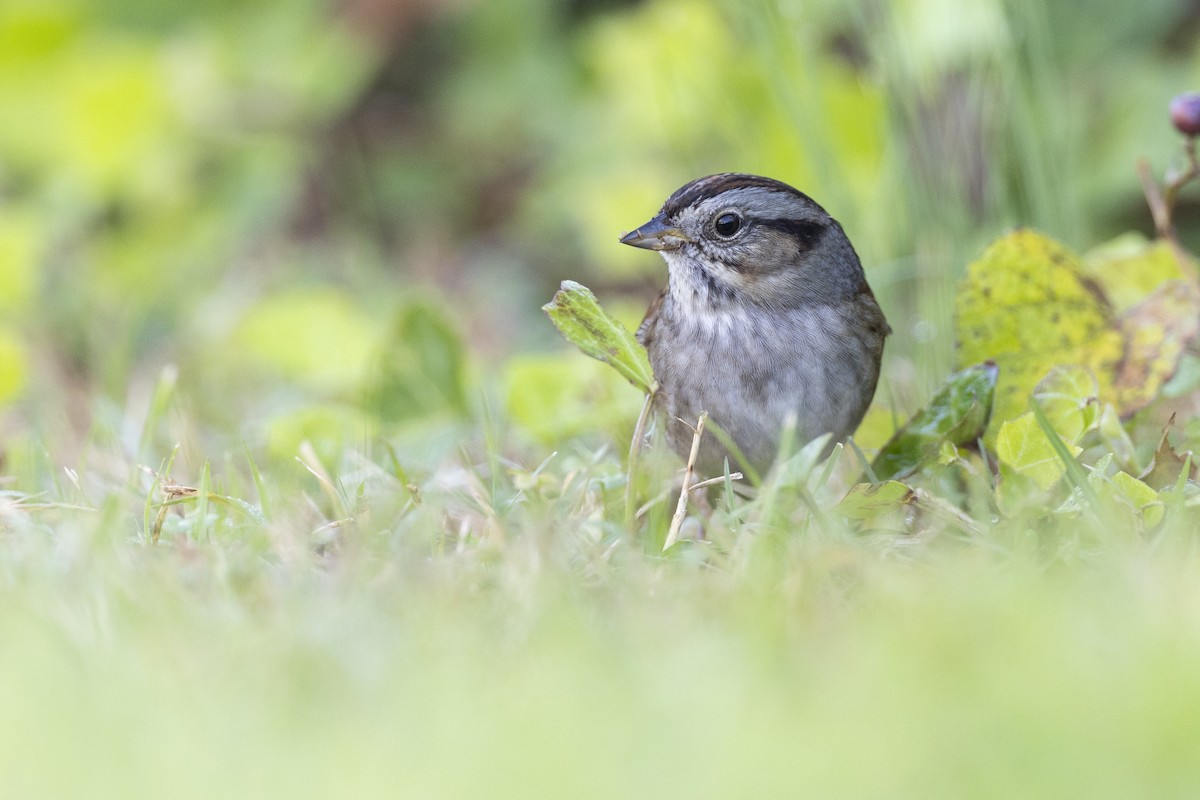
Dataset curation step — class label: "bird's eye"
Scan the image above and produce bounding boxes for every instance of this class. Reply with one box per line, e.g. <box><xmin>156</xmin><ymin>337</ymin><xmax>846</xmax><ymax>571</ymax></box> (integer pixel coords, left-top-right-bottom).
<box><xmin>713</xmin><ymin>212</ymin><xmax>742</xmax><ymax>238</ymax></box>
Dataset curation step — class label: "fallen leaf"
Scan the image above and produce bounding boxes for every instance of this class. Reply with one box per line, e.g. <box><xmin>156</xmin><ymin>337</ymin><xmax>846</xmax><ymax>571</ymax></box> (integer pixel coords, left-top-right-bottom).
<box><xmin>1138</xmin><ymin>413</ymin><xmax>1199</xmax><ymax>490</ymax></box>
<box><xmin>1113</xmin><ymin>280</ymin><xmax>1200</xmax><ymax>415</ymax></box>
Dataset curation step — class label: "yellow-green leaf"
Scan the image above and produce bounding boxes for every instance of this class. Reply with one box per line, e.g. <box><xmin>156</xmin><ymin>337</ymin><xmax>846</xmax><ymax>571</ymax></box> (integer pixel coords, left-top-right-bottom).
<box><xmin>995</xmin><ymin>411</ymin><xmax>1082</xmax><ymax>490</ymax></box>
<box><xmin>957</xmin><ymin>230</ymin><xmax>1200</xmax><ymax>435</ymax></box>
<box><xmin>1031</xmin><ymin>365</ymin><xmax>1098</xmax><ymax>444</ymax></box>
<box><xmin>504</xmin><ymin>354</ymin><xmax>645</xmax><ymax>445</ymax></box>
<box><xmin>1109</xmin><ymin>471</ymin><xmax>1163</xmax><ymax>529</ymax></box>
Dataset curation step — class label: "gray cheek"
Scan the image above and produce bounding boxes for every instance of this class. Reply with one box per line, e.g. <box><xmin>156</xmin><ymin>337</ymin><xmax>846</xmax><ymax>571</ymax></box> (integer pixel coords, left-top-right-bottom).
<box><xmin>704</xmin><ymin>231</ymin><xmax>795</xmax><ymax>278</ymax></box>
<box><xmin>752</xmin><ymin>232</ymin><xmax>802</xmax><ymax>274</ymax></box>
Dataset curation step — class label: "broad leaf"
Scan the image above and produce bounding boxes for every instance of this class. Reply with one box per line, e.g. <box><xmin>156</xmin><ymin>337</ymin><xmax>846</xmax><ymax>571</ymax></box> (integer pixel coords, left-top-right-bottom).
<box><xmin>995</xmin><ymin>412</ymin><xmax>1082</xmax><ymax>490</ymax></box>
<box><xmin>1031</xmin><ymin>365</ymin><xmax>1098</xmax><ymax>444</ymax></box>
<box><xmin>1109</xmin><ymin>471</ymin><xmax>1164</xmax><ymax>529</ymax></box>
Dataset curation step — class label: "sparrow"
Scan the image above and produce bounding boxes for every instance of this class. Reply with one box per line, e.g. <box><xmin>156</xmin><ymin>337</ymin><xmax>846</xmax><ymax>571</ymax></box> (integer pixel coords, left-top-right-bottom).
<box><xmin>621</xmin><ymin>173</ymin><xmax>889</xmax><ymax>476</ymax></box>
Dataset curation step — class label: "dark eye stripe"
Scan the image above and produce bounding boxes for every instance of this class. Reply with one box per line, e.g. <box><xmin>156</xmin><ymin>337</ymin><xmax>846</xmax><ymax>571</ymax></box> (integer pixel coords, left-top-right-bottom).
<box><xmin>756</xmin><ymin>218</ymin><xmax>827</xmax><ymax>251</ymax></box>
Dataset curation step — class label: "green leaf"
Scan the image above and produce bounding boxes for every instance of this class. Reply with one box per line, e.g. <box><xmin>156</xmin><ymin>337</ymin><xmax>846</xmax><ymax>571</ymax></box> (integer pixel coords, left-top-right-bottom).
<box><xmin>995</xmin><ymin>412</ymin><xmax>1082</xmax><ymax>490</ymax></box>
<box><xmin>1031</xmin><ymin>365</ymin><xmax>1098</xmax><ymax>444</ymax></box>
<box><xmin>870</xmin><ymin>361</ymin><xmax>998</xmax><ymax>481</ymax></box>
<box><xmin>955</xmin><ymin>230</ymin><xmax>1200</xmax><ymax>435</ymax></box>
<box><xmin>543</xmin><ymin>281</ymin><xmax>654</xmax><ymax>394</ymax></box>
<box><xmin>1030</xmin><ymin>398</ymin><xmax>1096</xmax><ymax>504</ymax></box>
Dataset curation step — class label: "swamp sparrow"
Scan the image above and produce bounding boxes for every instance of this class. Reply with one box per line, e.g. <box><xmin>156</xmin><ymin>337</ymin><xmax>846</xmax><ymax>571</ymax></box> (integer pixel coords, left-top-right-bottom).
<box><xmin>621</xmin><ymin>173</ymin><xmax>890</xmax><ymax>477</ymax></box>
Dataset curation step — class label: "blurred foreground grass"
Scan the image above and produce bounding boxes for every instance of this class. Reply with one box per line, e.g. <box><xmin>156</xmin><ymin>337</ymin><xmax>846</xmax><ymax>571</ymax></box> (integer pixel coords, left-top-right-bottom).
<box><xmin>2</xmin><ymin>378</ymin><xmax>1200</xmax><ymax>799</ymax></box>
<box><xmin>6</xmin><ymin>456</ymin><xmax>1200</xmax><ymax>798</ymax></box>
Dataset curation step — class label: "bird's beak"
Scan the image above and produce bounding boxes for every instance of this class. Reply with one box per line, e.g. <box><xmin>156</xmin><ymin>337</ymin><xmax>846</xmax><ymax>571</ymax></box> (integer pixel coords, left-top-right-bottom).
<box><xmin>619</xmin><ymin>215</ymin><xmax>691</xmax><ymax>251</ymax></box>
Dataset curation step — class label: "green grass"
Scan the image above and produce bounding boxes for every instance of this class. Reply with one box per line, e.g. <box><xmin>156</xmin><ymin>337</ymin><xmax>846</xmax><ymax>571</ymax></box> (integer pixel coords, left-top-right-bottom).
<box><xmin>2</xmin><ymin>418</ymin><xmax>1200</xmax><ymax>799</ymax></box>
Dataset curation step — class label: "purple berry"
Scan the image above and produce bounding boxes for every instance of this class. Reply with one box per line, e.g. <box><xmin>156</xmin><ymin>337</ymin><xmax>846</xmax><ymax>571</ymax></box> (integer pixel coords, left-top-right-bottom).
<box><xmin>1170</xmin><ymin>93</ymin><xmax>1200</xmax><ymax>136</ymax></box>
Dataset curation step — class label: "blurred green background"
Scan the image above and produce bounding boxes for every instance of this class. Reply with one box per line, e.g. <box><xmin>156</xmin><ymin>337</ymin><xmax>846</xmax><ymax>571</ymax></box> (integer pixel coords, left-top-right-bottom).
<box><xmin>4</xmin><ymin>0</ymin><xmax>1199</xmax><ymax>476</ymax></box>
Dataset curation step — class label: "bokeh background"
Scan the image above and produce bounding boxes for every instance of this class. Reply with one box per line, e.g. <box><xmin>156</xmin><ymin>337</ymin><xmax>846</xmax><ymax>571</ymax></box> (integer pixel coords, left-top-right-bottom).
<box><xmin>3</xmin><ymin>0</ymin><xmax>1199</xmax><ymax>475</ymax></box>
<box><xmin>9</xmin><ymin>3</ymin><xmax>1200</xmax><ymax>796</ymax></box>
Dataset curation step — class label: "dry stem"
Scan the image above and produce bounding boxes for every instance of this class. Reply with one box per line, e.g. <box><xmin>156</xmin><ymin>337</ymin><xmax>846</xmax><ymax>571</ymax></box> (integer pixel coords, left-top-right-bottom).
<box><xmin>1139</xmin><ymin>137</ymin><xmax>1200</xmax><ymax>245</ymax></box>
<box><xmin>664</xmin><ymin>412</ymin><xmax>707</xmax><ymax>551</ymax></box>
